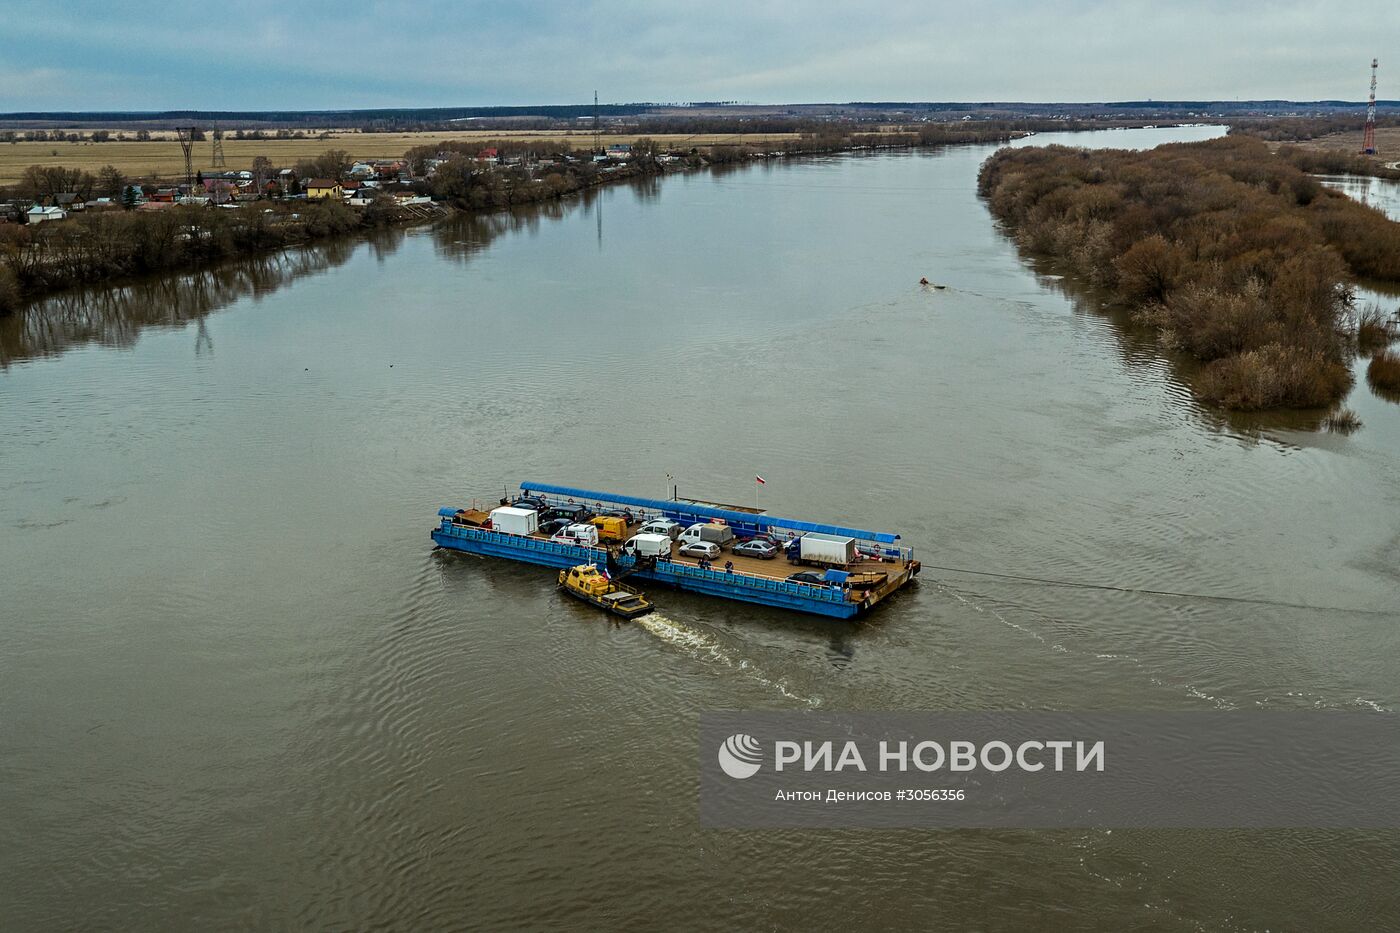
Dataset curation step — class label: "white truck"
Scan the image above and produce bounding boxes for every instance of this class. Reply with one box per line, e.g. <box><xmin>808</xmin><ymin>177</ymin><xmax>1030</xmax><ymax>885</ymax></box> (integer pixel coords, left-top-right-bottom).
<box><xmin>793</xmin><ymin>532</ymin><xmax>857</xmax><ymax>567</ymax></box>
<box><xmin>489</xmin><ymin>506</ymin><xmax>539</xmax><ymax>536</ymax></box>
<box><xmin>622</xmin><ymin>533</ymin><xmax>673</xmax><ymax>559</ymax></box>
<box><xmin>678</xmin><ymin>522</ymin><xmax>735</xmax><ymax>549</ymax></box>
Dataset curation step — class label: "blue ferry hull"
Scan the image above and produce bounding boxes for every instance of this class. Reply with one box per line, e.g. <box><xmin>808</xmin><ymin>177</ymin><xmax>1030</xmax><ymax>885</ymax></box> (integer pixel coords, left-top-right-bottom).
<box><xmin>431</xmin><ymin>522</ymin><xmax>863</xmax><ymax>619</ymax></box>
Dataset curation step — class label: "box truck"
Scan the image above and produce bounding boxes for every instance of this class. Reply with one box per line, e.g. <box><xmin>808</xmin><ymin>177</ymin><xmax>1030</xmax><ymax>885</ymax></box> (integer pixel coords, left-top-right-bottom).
<box><xmin>489</xmin><ymin>506</ymin><xmax>539</xmax><ymax>536</ymax></box>
<box><xmin>791</xmin><ymin>531</ymin><xmax>857</xmax><ymax>567</ymax></box>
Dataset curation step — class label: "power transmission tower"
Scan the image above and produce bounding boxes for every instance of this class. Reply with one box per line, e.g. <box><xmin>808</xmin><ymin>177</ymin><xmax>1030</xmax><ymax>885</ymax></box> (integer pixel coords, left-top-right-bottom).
<box><xmin>211</xmin><ymin>127</ymin><xmax>226</xmax><ymax>167</ymax></box>
<box><xmin>593</xmin><ymin>90</ymin><xmax>601</xmax><ymax>154</ymax></box>
<box><xmin>1362</xmin><ymin>58</ymin><xmax>1379</xmax><ymax>155</ymax></box>
<box><xmin>176</xmin><ymin>126</ymin><xmax>197</xmax><ymax>200</ymax></box>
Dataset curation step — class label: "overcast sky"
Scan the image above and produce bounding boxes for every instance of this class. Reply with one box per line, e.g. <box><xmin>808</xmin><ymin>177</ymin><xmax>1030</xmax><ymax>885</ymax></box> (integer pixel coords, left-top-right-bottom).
<box><xmin>0</xmin><ymin>0</ymin><xmax>1391</xmax><ymax>111</ymax></box>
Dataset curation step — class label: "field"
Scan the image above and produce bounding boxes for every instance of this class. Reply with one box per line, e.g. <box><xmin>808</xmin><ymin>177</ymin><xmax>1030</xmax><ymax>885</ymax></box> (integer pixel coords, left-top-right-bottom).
<box><xmin>0</xmin><ymin>129</ymin><xmax>805</xmax><ymax>185</ymax></box>
<box><xmin>1284</xmin><ymin>126</ymin><xmax>1400</xmax><ymax>168</ymax></box>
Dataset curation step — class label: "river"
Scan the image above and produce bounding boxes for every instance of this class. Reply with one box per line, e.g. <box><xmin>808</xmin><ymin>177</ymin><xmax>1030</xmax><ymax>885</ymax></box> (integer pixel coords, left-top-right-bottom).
<box><xmin>3</xmin><ymin>126</ymin><xmax>1399</xmax><ymax>930</ymax></box>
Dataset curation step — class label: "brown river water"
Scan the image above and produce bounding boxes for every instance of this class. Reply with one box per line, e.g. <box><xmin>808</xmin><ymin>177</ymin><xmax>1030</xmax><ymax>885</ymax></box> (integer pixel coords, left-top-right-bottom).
<box><xmin>3</xmin><ymin>126</ymin><xmax>1400</xmax><ymax>930</ymax></box>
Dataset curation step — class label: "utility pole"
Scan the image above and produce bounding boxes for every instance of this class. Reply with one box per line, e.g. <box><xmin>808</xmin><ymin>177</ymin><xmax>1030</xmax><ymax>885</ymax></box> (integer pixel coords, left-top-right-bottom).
<box><xmin>1362</xmin><ymin>58</ymin><xmax>1379</xmax><ymax>155</ymax></box>
<box><xmin>176</xmin><ymin>126</ymin><xmax>197</xmax><ymax>201</ymax></box>
<box><xmin>211</xmin><ymin>126</ymin><xmax>226</xmax><ymax>167</ymax></box>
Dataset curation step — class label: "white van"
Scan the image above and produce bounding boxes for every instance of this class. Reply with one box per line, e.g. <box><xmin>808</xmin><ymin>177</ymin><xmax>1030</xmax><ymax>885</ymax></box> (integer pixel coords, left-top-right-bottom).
<box><xmin>622</xmin><ymin>533</ymin><xmax>673</xmax><ymax>559</ymax></box>
<box><xmin>677</xmin><ymin>522</ymin><xmax>735</xmax><ymax>549</ymax></box>
<box><xmin>638</xmin><ymin>519</ymin><xmax>683</xmax><ymax>541</ymax></box>
<box><xmin>552</xmin><ymin>523</ymin><xmax>599</xmax><ymax>547</ymax></box>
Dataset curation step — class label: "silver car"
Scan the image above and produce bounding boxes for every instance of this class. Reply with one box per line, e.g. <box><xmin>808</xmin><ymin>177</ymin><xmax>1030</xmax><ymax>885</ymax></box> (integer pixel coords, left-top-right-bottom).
<box><xmin>678</xmin><ymin>540</ymin><xmax>721</xmax><ymax>561</ymax></box>
<box><xmin>732</xmin><ymin>539</ymin><xmax>779</xmax><ymax>560</ymax></box>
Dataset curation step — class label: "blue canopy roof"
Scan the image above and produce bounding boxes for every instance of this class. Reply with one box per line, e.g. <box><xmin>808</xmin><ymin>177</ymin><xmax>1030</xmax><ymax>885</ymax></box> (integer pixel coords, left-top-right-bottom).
<box><xmin>519</xmin><ymin>482</ymin><xmax>900</xmax><ymax>544</ymax></box>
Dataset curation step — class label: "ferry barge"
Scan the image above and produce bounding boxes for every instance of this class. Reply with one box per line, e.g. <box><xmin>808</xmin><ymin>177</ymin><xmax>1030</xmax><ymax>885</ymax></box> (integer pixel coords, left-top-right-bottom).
<box><xmin>431</xmin><ymin>482</ymin><xmax>919</xmax><ymax>619</ymax></box>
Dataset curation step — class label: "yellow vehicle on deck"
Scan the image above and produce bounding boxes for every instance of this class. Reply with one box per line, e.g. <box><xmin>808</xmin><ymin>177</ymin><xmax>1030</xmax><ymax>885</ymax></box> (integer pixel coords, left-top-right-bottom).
<box><xmin>558</xmin><ymin>564</ymin><xmax>654</xmax><ymax>619</ymax></box>
<box><xmin>588</xmin><ymin>515</ymin><xmax>628</xmax><ymax>542</ymax></box>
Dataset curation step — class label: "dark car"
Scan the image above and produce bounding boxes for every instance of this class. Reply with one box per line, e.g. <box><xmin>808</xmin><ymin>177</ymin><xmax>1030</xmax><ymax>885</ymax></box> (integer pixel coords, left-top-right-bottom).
<box><xmin>510</xmin><ymin>495</ymin><xmax>550</xmax><ymax>513</ymax></box>
<box><xmin>543</xmin><ymin>504</ymin><xmax>595</xmax><ymax>524</ymax></box>
<box><xmin>787</xmin><ymin>571</ymin><xmax>829</xmax><ymax>585</ymax></box>
<box><xmin>539</xmin><ymin>517</ymin><xmax>574</xmax><ymax>537</ymax></box>
<box><xmin>733</xmin><ymin>539</ymin><xmax>779</xmax><ymax>560</ymax></box>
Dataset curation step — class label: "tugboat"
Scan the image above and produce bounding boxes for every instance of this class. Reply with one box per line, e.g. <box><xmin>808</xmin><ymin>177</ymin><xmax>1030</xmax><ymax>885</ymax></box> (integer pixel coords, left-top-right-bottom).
<box><xmin>558</xmin><ymin>563</ymin><xmax>654</xmax><ymax>619</ymax></box>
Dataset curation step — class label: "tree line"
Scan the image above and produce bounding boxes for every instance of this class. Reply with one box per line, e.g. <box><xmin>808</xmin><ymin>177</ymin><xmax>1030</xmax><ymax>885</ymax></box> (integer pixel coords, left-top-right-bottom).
<box><xmin>0</xmin><ymin>198</ymin><xmax>404</xmax><ymax>314</ymax></box>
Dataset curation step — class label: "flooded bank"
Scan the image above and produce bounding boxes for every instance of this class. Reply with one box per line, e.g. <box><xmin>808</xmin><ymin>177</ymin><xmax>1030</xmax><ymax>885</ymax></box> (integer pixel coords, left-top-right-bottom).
<box><xmin>4</xmin><ymin>125</ymin><xmax>1400</xmax><ymax>929</ymax></box>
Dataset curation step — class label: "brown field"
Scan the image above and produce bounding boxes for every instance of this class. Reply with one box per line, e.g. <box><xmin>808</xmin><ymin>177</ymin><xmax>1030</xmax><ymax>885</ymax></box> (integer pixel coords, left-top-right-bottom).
<box><xmin>0</xmin><ymin>129</ymin><xmax>806</xmax><ymax>185</ymax></box>
<box><xmin>1285</xmin><ymin>126</ymin><xmax>1400</xmax><ymax>167</ymax></box>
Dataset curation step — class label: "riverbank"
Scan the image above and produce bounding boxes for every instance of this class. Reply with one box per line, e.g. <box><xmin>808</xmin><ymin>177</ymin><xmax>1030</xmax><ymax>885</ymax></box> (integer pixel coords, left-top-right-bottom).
<box><xmin>0</xmin><ymin>198</ymin><xmax>433</xmax><ymax>315</ymax></box>
<box><xmin>1</xmin><ymin>123</ymin><xmax>1051</xmax><ymax>316</ymax></box>
<box><xmin>979</xmin><ymin>135</ymin><xmax>1400</xmax><ymax>411</ymax></box>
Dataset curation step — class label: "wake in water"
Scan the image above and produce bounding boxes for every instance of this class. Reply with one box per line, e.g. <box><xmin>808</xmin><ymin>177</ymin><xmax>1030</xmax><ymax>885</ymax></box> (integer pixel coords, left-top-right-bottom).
<box><xmin>935</xmin><ymin>581</ymin><xmax>1394</xmax><ymax>713</ymax></box>
<box><xmin>634</xmin><ymin>611</ymin><xmax>822</xmax><ymax>707</ymax></box>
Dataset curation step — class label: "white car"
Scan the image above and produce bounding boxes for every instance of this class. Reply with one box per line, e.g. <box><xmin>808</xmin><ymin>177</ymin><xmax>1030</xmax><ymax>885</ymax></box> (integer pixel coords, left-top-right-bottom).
<box><xmin>678</xmin><ymin>540</ymin><xmax>721</xmax><ymax>561</ymax></box>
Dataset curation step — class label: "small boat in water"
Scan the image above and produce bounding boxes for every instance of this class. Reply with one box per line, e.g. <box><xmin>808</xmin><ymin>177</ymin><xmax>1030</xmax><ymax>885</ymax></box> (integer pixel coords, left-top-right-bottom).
<box><xmin>558</xmin><ymin>563</ymin><xmax>654</xmax><ymax>619</ymax></box>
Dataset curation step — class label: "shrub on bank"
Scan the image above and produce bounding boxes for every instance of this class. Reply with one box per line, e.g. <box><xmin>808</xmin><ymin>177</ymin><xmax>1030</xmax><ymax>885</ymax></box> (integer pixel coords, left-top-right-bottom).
<box><xmin>1197</xmin><ymin>344</ymin><xmax>1353</xmax><ymax>410</ymax></box>
<box><xmin>978</xmin><ymin>136</ymin><xmax>1400</xmax><ymax>411</ymax></box>
<box><xmin>1322</xmin><ymin>407</ymin><xmax>1363</xmax><ymax>433</ymax></box>
<box><xmin>0</xmin><ymin>266</ymin><xmax>18</xmax><ymax>313</ymax></box>
<box><xmin>1368</xmin><ymin>350</ymin><xmax>1400</xmax><ymax>399</ymax></box>
<box><xmin>1357</xmin><ymin>304</ymin><xmax>1397</xmax><ymax>353</ymax></box>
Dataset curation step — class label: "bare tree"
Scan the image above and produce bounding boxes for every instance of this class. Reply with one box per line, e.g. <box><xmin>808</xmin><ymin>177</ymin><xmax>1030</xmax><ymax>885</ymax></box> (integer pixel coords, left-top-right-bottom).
<box><xmin>252</xmin><ymin>155</ymin><xmax>273</xmax><ymax>193</ymax></box>
<box><xmin>97</xmin><ymin>165</ymin><xmax>126</xmax><ymax>199</ymax></box>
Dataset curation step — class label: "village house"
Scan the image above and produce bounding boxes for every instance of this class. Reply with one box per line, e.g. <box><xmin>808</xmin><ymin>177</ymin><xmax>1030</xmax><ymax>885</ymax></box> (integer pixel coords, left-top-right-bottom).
<box><xmin>605</xmin><ymin>143</ymin><xmax>632</xmax><ymax>160</ymax></box>
<box><xmin>347</xmin><ymin>188</ymin><xmax>383</xmax><ymax>207</ymax></box>
<box><xmin>27</xmin><ymin>205</ymin><xmax>67</xmax><ymax>223</ymax></box>
<box><xmin>304</xmin><ymin>178</ymin><xmax>343</xmax><ymax>200</ymax></box>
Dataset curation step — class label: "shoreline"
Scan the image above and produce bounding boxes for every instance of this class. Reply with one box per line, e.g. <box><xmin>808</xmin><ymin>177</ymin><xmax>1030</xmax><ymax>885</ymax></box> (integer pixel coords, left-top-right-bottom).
<box><xmin>1</xmin><ymin>128</ymin><xmax>1037</xmax><ymax>317</ymax></box>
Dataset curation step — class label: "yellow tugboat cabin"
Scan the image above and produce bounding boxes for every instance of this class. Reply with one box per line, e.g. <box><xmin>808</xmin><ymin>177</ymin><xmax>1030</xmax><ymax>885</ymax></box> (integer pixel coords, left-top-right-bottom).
<box><xmin>558</xmin><ymin>564</ymin><xmax>654</xmax><ymax>619</ymax></box>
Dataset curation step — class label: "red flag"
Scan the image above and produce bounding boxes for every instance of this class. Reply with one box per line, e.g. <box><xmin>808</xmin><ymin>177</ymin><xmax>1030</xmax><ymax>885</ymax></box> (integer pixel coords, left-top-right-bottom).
<box><xmin>755</xmin><ymin>475</ymin><xmax>766</xmax><ymax>485</ymax></box>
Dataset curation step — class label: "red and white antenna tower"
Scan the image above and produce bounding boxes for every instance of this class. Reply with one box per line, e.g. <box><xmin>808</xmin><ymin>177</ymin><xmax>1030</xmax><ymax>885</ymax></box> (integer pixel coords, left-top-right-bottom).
<box><xmin>1362</xmin><ymin>58</ymin><xmax>1378</xmax><ymax>155</ymax></box>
